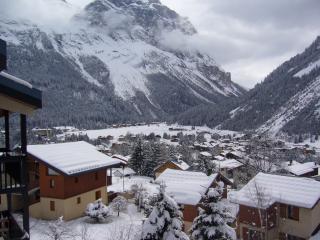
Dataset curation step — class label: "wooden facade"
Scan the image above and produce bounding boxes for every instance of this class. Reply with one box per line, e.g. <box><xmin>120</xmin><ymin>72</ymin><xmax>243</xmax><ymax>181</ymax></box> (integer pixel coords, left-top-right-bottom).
<box><xmin>31</xmin><ymin>161</ymin><xmax>107</xmax><ymax>199</ymax></box>
<box><xmin>154</xmin><ymin>161</ymin><xmax>183</xmax><ymax>178</ymax></box>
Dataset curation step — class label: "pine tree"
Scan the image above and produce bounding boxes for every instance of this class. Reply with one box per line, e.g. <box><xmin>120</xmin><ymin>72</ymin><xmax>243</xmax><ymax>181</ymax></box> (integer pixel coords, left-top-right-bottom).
<box><xmin>129</xmin><ymin>137</ymin><xmax>144</xmax><ymax>175</ymax></box>
<box><xmin>190</xmin><ymin>184</ymin><xmax>235</xmax><ymax>240</ymax></box>
<box><xmin>142</xmin><ymin>142</ymin><xmax>157</xmax><ymax>177</ymax></box>
<box><xmin>153</xmin><ymin>143</ymin><xmax>169</xmax><ymax>164</ymax></box>
<box><xmin>141</xmin><ymin>185</ymin><xmax>189</xmax><ymax>240</ymax></box>
<box><xmin>168</xmin><ymin>145</ymin><xmax>177</xmax><ymax>160</ymax></box>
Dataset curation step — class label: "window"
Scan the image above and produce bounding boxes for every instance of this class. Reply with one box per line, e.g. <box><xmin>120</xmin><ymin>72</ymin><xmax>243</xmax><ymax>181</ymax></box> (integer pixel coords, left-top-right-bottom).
<box><xmin>47</xmin><ymin>168</ymin><xmax>59</xmax><ymax>176</ymax></box>
<box><xmin>50</xmin><ymin>201</ymin><xmax>55</xmax><ymax>211</ymax></box>
<box><xmin>77</xmin><ymin>197</ymin><xmax>81</xmax><ymax>204</ymax></box>
<box><xmin>75</xmin><ymin>177</ymin><xmax>79</xmax><ymax>183</ymax></box>
<box><xmin>50</xmin><ymin>179</ymin><xmax>55</xmax><ymax>188</ymax></box>
<box><xmin>287</xmin><ymin>205</ymin><xmax>299</xmax><ymax>221</ymax></box>
<box><xmin>95</xmin><ymin>190</ymin><xmax>101</xmax><ymax>200</ymax></box>
<box><xmin>95</xmin><ymin>172</ymin><xmax>99</xmax><ymax>180</ymax></box>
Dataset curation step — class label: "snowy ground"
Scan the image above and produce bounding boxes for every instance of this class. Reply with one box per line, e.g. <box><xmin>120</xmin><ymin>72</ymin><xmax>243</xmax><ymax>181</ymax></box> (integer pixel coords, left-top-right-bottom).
<box><xmin>15</xmin><ymin>203</ymin><xmax>145</xmax><ymax>240</ymax></box>
<box><xmin>14</xmin><ymin>176</ymin><xmax>239</xmax><ymax>240</ymax></box>
<box><xmin>60</xmin><ymin>123</ymin><xmax>240</xmax><ymax>141</ymax></box>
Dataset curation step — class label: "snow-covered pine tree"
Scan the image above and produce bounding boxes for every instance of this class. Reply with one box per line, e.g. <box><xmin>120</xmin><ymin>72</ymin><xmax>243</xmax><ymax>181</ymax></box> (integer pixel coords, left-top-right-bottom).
<box><xmin>141</xmin><ymin>185</ymin><xmax>189</xmax><ymax>240</ymax></box>
<box><xmin>168</xmin><ymin>145</ymin><xmax>177</xmax><ymax>160</ymax></box>
<box><xmin>190</xmin><ymin>184</ymin><xmax>235</xmax><ymax>240</ymax></box>
<box><xmin>142</xmin><ymin>142</ymin><xmax>157</xmax><ymax>177</ymax></box>
<box><xmin>152</xmin><ymin>142</ymin><xmax>169</xmax><ymax>164</ymax></box>
<box><xmin>129</xmin><ymin>137</ymin><xmax>144</xmax><ymax>175</ymax></box>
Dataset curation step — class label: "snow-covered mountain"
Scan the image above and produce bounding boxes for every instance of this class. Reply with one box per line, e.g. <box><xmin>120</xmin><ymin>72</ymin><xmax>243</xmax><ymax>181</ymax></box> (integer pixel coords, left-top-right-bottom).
<box><xmin>222</xmin><ymin>36</ymin><xmax>320</xmax><ymax>135</ymax></box>
<box><xmin>0</xmin><ymin>0</ymin><xmax>245</xmax><ymax>127</ymax></box>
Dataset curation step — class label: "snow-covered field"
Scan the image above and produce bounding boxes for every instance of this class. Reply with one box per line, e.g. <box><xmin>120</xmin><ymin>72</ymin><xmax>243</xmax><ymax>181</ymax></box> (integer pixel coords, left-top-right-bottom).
<box><xmin>60</xmin><ymin>123</ymin><xmax>239</xmax><ymax>141</ymax></box>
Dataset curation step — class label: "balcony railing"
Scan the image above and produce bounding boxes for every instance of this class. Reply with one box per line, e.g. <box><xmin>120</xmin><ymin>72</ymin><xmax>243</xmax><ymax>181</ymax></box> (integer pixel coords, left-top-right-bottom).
<box><xmin>0</xmin><ymin>153</ymin><xmax>27</xmax><ymax>194</ymax></box>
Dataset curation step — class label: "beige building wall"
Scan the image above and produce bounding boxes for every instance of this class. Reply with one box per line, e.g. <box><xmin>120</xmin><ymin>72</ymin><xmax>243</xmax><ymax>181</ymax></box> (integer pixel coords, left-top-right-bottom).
<box><xmin>0</xmin><ymin>193</ymin><xmax>24</xmax><ymax>212</ymax></box>
<box><xmin>0</xmin><ymin>194</ymin><xmax>7</xmax><ymax>211</ymax></box>
<box><xmin>30</xmin><ymin>186</ymin><xmax>107</xmax><ymax>221</ymax></box>
<box><xmin>279</xmin><ymin>201</ymin><xmax>320</xmax><ymax>239</ymax></box>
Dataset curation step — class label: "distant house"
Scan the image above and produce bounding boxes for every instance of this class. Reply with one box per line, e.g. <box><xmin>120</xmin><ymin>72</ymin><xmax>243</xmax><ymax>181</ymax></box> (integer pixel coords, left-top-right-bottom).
<box><xmin>112</xmin><ymin>167</ymin><xmax>136</xmax><ymax>178</ymax></box>
<box><xmin>285</xmin><ymin>161</ymin><xmax>319</xmax><ymax>177</ymax></box>
<box><xmin>156</xmin><ymin>169</ymin><xmax>232</xmax><ymax>231</ymax></box>
<box><xmin>27</xmin><ymin>141</ymin><xmax>122</xmax><ymax>220</ymax></box>
<box><xmin>213</xmin><ymin>159</ymin><xmax>244</xmax><ymax>186</ymax></box>
<box><xmin>230</xmin><ymin>173</ymin><xmax>320</xmax><ymax>240</ymax></box>
<box><xmin>154</xmin><ymin>160</ymin><xmax>190</xmax><ymax>178</ymax></box>
<box><xmin>31</xmin><ymin>127</ymin><xmax>53</xmax><ymax>138</ymax></box>
<box><xmin>226</xmin><ymin>150</ymin><xmax>244</xmax><ymax>159</ymax></box>
<box><xmin>199</xmin><ymin>151</ymin><xmax>212</xmax><ymax>160</ymax></box>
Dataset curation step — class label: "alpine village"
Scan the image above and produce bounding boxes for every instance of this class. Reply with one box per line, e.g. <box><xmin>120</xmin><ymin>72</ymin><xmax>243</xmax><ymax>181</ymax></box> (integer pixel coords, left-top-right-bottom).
<box><xmin>0</xmin><ymin>0</ymin><xmax>320</xmax><ymax>240</ymax></box>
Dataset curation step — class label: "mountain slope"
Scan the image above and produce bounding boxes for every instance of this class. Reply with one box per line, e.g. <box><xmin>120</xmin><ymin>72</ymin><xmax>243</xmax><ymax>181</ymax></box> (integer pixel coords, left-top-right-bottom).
<box><xmin>0</xmin><ymin>0</ymin><xmax>245</xmax><ymax>128</ymax></box>
<box><xmin>222</xmin><ymin>36</ymin><xmax>320</xmax><ymax>135</ymax></box>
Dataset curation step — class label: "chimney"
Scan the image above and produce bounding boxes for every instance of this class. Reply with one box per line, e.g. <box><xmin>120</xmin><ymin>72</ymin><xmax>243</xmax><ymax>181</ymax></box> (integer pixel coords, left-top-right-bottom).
<box><xmin>289</xmin><ymin>159</ymin><xmax>293</xmax><ymax>166</ymax></box>
<box><xmin>0</xmin><ymin>39</ymin><xmax>7</xmax><ymax>71</ymax></box>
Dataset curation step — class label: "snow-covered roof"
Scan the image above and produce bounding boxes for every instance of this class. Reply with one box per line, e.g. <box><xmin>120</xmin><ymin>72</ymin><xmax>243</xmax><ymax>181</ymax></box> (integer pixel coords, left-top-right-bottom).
<box><xmin>213</xmin><ymin>159</ymin><xmax>243</xmax><ymax>170</ymax></box>
<box><xmin>112</xmin><ymin>167</ymin><xmax>136</xmax><ymax>176</ymax></box>
<box><xmin>230</xmin><ymin>173</ymin><xmax>320</xmax><ymax>209</ymax></box>
<box><xmin>112</xmin><ymin>154</ymin><xmax>130</xmax><ymax>164</ymax></box>
<box><xmin>214</xmin><ymin>155</ymin><xmax>225</xmax><ymax>161</ymax></box>
<box><xmin>200</xmin><ymin>151</ymin><xmax>212</xmax><ymax>157</ymax></box>
<box><xmin>0</xmin><ymin>71</ymin><xmax>33</xmax><ymax>88</ymax></box>
<box><xmin>171</xmin><ymin>160</ymin><xmax>190</xmax><ymax>170</ymax></box>
<box><xmin>155</xmin><ymin>169</ymin><xmax>217</xmax><ymax>205</ymax></box>
<box><xmin>28</xmin><ymin>141</ymin><xmax>122</xmax><ymax>175</ymax></box>
<box><xmin>286</xmin><ymin>162</ymin><xmax>319</xmax><ymax>176</ymax></box>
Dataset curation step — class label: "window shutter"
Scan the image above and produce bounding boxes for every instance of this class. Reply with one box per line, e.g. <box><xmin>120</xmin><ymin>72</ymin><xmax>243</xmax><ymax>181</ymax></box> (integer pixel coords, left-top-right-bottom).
<box><xmin>292</xmin><ymin>206</ymin><xmax>299</xmax><ymax>221</ymax></box>
<box><xmin>280</xmin><ymin>204</ymin><xmax>287</xmax><ymax>218</ymax></box>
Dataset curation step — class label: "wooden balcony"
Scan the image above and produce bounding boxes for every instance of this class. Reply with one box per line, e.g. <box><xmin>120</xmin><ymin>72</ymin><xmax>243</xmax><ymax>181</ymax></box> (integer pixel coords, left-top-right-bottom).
<box><xmin>0</xmin><ymin>154</ymin><xmax>27</xmax><ymax>194</ymax></box>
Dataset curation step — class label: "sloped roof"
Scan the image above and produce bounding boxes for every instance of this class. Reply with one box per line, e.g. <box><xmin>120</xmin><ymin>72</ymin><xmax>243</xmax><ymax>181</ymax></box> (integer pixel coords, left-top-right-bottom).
<box><xmin>155</xmin><ymin>169</ymin><xmax>217</xmax><ymax>205</ymax></box>
<box><xmin>0</xmin><ymin>71</ymin><xmax>42</xmax><ymax>110</ymax></box>
<box><xmin>213</xmin><ymin>159</ymin><xmax>243</xmax><ymax>170</ymax></box>
<box><xmin>171</xmin><ymin>160</ymin><xmax>190</xmax><ymax>170</ymax></box>
<box><xmin>230</xmin><ymin>173</ymin><xmax>320</xmax><ymax>209</ymax></box>
<box><xmin>287</xmin><ymin>162</ymin><xmax>319</xmax><ymax>176</ymax></box>
<box><xmin>28</xmin><ymin>141</ymin><xmax>121</xmax><ymax>176</ymax></box>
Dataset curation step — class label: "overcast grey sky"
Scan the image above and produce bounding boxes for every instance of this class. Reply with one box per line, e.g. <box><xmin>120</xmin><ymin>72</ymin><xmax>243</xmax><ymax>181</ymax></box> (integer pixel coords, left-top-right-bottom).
<box><xmin>161</xmin><ymin>0</ymin><xmax>320</xmax><ymax>89</ymax></box>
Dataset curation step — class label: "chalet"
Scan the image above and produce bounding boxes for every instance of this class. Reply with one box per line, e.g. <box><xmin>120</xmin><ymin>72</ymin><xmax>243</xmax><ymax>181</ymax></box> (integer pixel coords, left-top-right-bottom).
<box><xmin>154</xmin><ymin>160</ymin><xmax>189</xmax><ymax>178</ymax></box>
<box><xmin>0</xmin><ymin>38</ymin><xmax>42</xmax><ymax>239</ymax></box>
<box><xmin>112</xmin><ymin>167</ymin><xmax>136</xmax><ymax>178</ymax></box>
<box><xmin>31</xmin><ymin>127</ymin><xmax>53</xmax><ymax>138</ymax></box>
<box><xmin>286</xmin><ymin>161</ymin><xmax>319</xmax><ymax>177</ymax></box>
<box><xmin>226</xmin><ymin>150</ymin><xmax>244</xmax><ymax>159</ymax></box>
<box><xmin>230</xmin><ymin>173</ymin><xmax>320</xmax><ymax>240</ymax></box>
<box><xmin>213</xmin><ymin>159</ymin><xmax>244</xmax><ymax>186</ymax></box>
<box><xmin>156</xmin><ymin>169</ymin><xmax>232</xmax><ymax>231</ymax></box>
<box><xmin>199</xmin><ymin>151</ymin><xmax>212</xmax><ymax>160</ymax></box>
<box><xmin>27</xmin><ymin>141</ymin><xmax>122</xmax><ymax>221</ymax></box>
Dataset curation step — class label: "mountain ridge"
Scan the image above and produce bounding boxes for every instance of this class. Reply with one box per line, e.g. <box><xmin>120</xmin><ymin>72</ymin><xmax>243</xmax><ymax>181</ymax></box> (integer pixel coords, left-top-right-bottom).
<box><xmin>0</xmin><ymin>0</ymin><xmax>245</xmax><ymax>128</ymax></box>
